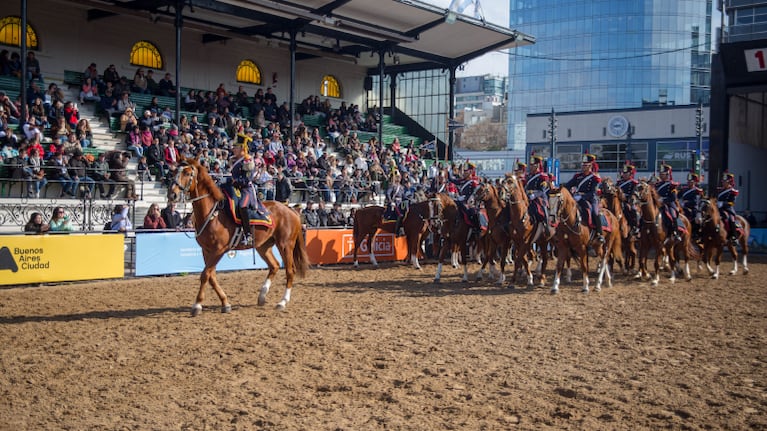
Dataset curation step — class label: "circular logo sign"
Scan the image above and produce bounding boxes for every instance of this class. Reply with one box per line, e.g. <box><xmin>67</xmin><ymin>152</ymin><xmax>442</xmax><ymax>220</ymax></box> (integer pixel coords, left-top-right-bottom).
<box><xmin>607</xmin><ymin>115</ymin><xmax>629</xmax><ymax>138</ymax></box>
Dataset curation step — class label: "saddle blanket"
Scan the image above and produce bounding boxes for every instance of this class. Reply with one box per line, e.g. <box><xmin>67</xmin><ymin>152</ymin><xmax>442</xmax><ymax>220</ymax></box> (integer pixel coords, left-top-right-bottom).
<box><xmin>224</xmin><ymin>191</ymin><xmax>273</xmax><ymax>228</ymax></box>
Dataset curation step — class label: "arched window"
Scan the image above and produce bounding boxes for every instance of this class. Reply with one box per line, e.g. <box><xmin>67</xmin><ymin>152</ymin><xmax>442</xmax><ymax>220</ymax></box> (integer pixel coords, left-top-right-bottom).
<box><xmin>320</xmin><ymin>75</ymin><xmax>341</xmax><ymax>98</ymax></box>
<box><xmin>236</xmin><ymin>60</ymin><xmax>261</xmax><ymax>85</ymax></box>
<box><xmin>130</xmin><ymin>41</ymin><xmax>163</xmax><ymax>69</ymax></box>
<box><xmin>0</xmin><ymin>16</ymin><xmax>39</xmax><ymax>49</ymax></box>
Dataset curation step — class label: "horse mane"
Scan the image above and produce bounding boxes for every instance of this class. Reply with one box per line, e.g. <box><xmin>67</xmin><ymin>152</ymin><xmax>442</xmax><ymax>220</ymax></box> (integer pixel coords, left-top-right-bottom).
<box><xmin>182</xmin><ymin>157</ymin><xmax>225</xmax><ymax>201</ymax></box>
<box><xmin>706</xmin><ymin>196</ymin><xmax>721</xmax><ymax>224</ymax></box>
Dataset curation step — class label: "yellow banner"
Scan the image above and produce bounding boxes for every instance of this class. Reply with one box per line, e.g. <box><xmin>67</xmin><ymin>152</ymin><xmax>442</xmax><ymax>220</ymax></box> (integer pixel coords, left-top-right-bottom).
<box><xmin>0</xmin><ymin>234</ymin><xmax>124</xmax><ymax>285</ymax></box>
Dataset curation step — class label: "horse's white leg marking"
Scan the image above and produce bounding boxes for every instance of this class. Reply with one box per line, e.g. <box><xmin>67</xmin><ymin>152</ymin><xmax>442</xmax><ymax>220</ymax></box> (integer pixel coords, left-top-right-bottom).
<box><xmin>566</xmin><ymin>268</ymin><xmax>573</xmax><ymax>283</ymax></box>
<box><xmin>743</xmin><ymin>255</ymin><xmax>749</xmax><ymax>275</ymax></box>
<box><xmin>191</xmin><ymin>303</ymin><xmax>203</xmax><ymax>316</ymax></box>
<box><xmin>713</xmin><ymin>264</ymin><xmax>720</xmax><ymax>279</ymax></box>
<box><xmin>411</xmin><ymin>255</ymin><xmax>421</xmax><ymax>270</ymax></box>
<box><xmin>684</xmin><ymin>262</ymin><xmax>691</xmax><ymax>281</ymax></box>
<box><xmin>258</xmin><ymin>278</ymin><xmax>272</xmax><ymax>306</ymax></box>
<box><xmin>370</xmin><ymin>250</ymin><xmax>378</xmax><ymax>267</ymax></box>
<box><xmin>706</xmin><ymin>262</ymin><xmax>714</xmax><ymax>275</ymax></box>
<box><xmin>353</xmin><ymin>259</ymin><xmax>359</xmax><ymax>268</ymax></box>
<box><xmin>497</xmin><ymin>272</ymin><xmax>505</xmax><ymax>286</ymax></box>
<box><xmin>276</xmin><ymin>287</ymin><xmax>291</xmax><ymax>311</ymax></box>
<box><xmin>582</xmin><ymin>275</ymin><xmax>590</xmax><ymax>293</ymax></box>
<box><xmin>452</xmin><ymin>251</ymin><xmax>459</xmax><ymax>268</ymax></box>
<box><xmin>651</xmin><ymin>273</ymin><xmax>660</xmax><ymax>286</ymax></box>
<box><xmin>730</xmin><ymin>258</ymin><xmax>738</xmax><ymax>275</ymax></box>
<box><xmin>551</xmin><ymin>274</ymin><xmax>560</xmax><ymax>294</ymax></box>
<box><xmin>462</xmin><ymin>263</ymin><xmax>469</xmax><ymax>282</ymax></box>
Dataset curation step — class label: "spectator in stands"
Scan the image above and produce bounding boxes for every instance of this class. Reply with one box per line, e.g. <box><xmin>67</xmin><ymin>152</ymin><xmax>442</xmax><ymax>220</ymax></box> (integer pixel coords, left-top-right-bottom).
<box><xmin>164</xmin><ymin>139</ymin><xmax>180</xmax><ymax>167</ymax></box>
<box><xmin>7</xmin><ymin>52</ymin><xmax>21</xmax><ymax>79</ymax></box>
<box><xmin>145</xmin><ymin>69</ymin><xmax>159</xmax><ymax>95</ymax></box>
<box><xmin>142</xmin><ymin>203</ymin><xmax>166</xmax><ymax>230</ymax></box>
<box><xmin>0</xmin><ymin>91</ymin><xmax>20</xmax><ymax>123</ymax></box>
<box><xmin>68</xmin><ymin>149</ymin><xmax>95</xmax><ymax>198</ymax></box>
<box><xmin>108</xmin><ymin>151</ymin><xmax>138</xmax><ymax>200</ymax></box>
<box><xmin>49</xmin><ymin>206</ymin><xmax>74</xmax><ymax>232</ymax></box>
<box><xmin>119</xmin><ymin>107</ymin><xmax>137</xmax><ymax>132</ymax></box>
<box><xmin>274</xmin><ymin>168</ymin><xmax>292</xmax><ymax>203</ymax></box>
<box><xmin>22</xmin><ymin>117</ymin><xmax>44</xmax><ymax>142</ymax></box>
<box><xmin>47</xmin><ymin>151</ymin><xmax>78</xmax><ymax>197</ymax></box>
<box><xmin>27</xmin><ymin>81</ymin><xmax>45</xmax><ymax>106</ymax></box>
<box><xmin>24</xmin><ymin>147</ymin><xmax>47</xmax><ymax>198</ymax></box>
<box><xmin>302</xmin><ymin>201</ymin><xmax>320</xmax><ymax>228</ymax></box>
<box><xmin>158</xmin><ymin>72</ymin><xmax>177</xmax><ymax>97</ymax></box>
<box><xmin>132</xmin><ymin>68</ymin><xmax>149</xmax><ymax>94</ymax></box>
<box><xmin>110</xmin><ymin>204</ymin><xmax>132</xmax><ymax>232</ymax></box>
<box><xmin>62</xmin><ymin>132</ymin><xmax>83</xmax><ymax>157</ymax></box>
<box><xmin>83</xmin><ymin>63</ymin><xmax>103</xmax><ymax>90</ymax></box>
<box><xmin>116</xmin><ymin>91</ymin><xmax>136</xmax><ymax>115</ymax></box>
<box><xmin>102</xmin><ymin>64</ymin><xmax>120</xmax><ymax>88</ymax></box>
<box><xmin>63</xmin><ymin>101</ymin><xmax>79</xmax><ymax>131</ymax></box>
<box><xmin>79</xmin><ymin>77</ymin><xmax>100</xmax><ymax>104</ymax></box>
<box><xmin>75</xmin><ymin>118</ymin><xmax>93</xmax><ymax>149</ymax></box>
<box><xmin>25</xmin><ymin>51</ymin><xmax>43</xmax><ymax>83</ymax></box>
<box><xmin>24</xmin><ymin>212</ymin><xmax>49</xmax><ymax>234</ymax></box>
<box><xmin>316</xmin><ymin>200</ymin><xmax>329</xmax><ymax>227</ymax></box>
<box><xmin>0</xmin><ymin>107</ymin><xmax>17</xmax><ymax>147</ymax></box>
<box><xmin>90</xmin><ymin>151</ymin><xmax>115</xmax><ymax>199</ymax></box>
<box><xmin>161</xmin><ymin>201</ymin><xmax>183</xmax><ymax>229</ymax></box>
<box><xmin>30</xmin><ymin>97</ymin><xmax>48</xmax><ymax>128</ymax></box>
<box><xmin>100</xmin><ymin>87</ymin><xmax>118</xmax><ymax>117</ymax></box>
<box><xmin>327</xmin><ymin>202</ymin><xmax>345</xmax><ymax>227</ymax></box>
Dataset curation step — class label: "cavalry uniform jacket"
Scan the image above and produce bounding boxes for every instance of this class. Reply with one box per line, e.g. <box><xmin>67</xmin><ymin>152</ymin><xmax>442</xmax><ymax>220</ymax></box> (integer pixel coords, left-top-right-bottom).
<box><xmin>386</xmin><ymin>182</ymin><xmax>404</xmax><ymax>204</ymax></box>
<box><xmin>617</xmin><ymin>178</ymin><xmax>638</xmax><ymax>198</ymax></box>
<box><xmin>524</xmin><ymin>172</ymin><xmax>550</xmax><ymax>200</ymax></box>
<box><xmin>564</xmin><ymin>172</ymin><xmax>601</xmax><ymax>202</ymax></box>
<box><xmin>680</xmin><ymin>185</ymin><xmax>704</xmax><ymax>212</ymax></box>
<box><xmin>654</xmin><ymin>180</ymin><xmax>679</xmax><ymax>208</ymax></box>
<box><xmin>450</xmin><ymin>177</ymin><xmax>479</xmax><ymax>203</ymax></box>
<box><xmin>716</xmin><ymin>187</ymin><xmax>739</xmax><ymax>214</ymax></box>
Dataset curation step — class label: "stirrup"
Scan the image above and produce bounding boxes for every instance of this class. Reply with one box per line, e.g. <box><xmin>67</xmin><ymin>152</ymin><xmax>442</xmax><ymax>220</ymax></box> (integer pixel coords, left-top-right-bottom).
<box><xmin>596</xmin><ymin>234</ymin><xmax>605</xmax><ymax>243</ymax></box>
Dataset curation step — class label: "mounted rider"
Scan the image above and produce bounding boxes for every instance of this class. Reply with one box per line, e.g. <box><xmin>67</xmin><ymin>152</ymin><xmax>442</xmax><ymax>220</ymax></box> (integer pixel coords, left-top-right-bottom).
<box><xmin>617</xmin><ymin>160</ymin><xmax>640</xmax><ymax>236</ymax></box>
<box><xmin>717</xmin><ymin>171</ymin><xmax>742</xmax><ymax>241</ymax></box>
<box><xmin>386</xmin><ymin>170</ymin><xmax>407</xmax><ymax>236</ymax></box>
<box><xmin>524</xmin><ymin>153</ymin><xmax>554</xmax><ymax>236</ymax></box>
<box><xmin>227</xmin><ymin>131</ymin><xmax>264</xmax><ymax>245</ymax></box>
<box><xmin>653</xmin><ymin>162</ymin><xmax>685</xmax><ymax>242</ymax></box>
<box><xmin>564</xmin><ymin>153</ymin><xmax>604</xmax><ymax>243</ymax></box>
<box><xmin>679</xmin><ymin>171</ymin><xmax>704</xmax><ymax>241</ymax></box>
<box><xmin>449</xmin><ymin>161</ymin><xmax>484</xmax><ymax>238</ymax></box>
<box><xmin>514</xmin><ymin>159</ymin><xmax>528</xmax><ymax>188</ymax></box>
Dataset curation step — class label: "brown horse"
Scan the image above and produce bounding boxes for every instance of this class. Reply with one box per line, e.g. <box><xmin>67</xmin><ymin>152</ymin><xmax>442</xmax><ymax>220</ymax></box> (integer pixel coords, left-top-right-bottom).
<box><xmin>351</xmin><ymin>205</ymin><xmax>386</xmax><ymax>268</ymax></box>
<box><xmin>474</xmin><ymin>182</ymin><xmax>513</xmax><ymax>284</ymax></box>
<box><xmin>698</xmin><ymin>198</ymin><xmax>750</xmax><ymax>277</ymax></box>
<box><xmin>600</xmin><ymin>178</ymin><xmax>633</xmax><ymax>273</ymax></box>
<box><xmin>634</xmin><ymin>181</ymin><xmax>699</xmax><ymax>285</ymax></box>
<box><xmin>502</xmin><ymin>175</ymin><xmax>552</xmax><ymax>288</ymax></box>
<box><xmin>548</xmin><ymin>187</ymin><xmax>621</xmax><ymax>293</ymax></box>
<box><xmin>433</xmin><ymin>193</ymin><xmax>475</xmax><ymax>283</ymax></box>
<box><xmin>168</xmin><ymin>157</ymin><xmax>309</xmax><ymax>316</ymax></box>
<box><xmin>402</xmin><ymin>198</ymin><xmax>441</xmax><ymax>270</ymax></box>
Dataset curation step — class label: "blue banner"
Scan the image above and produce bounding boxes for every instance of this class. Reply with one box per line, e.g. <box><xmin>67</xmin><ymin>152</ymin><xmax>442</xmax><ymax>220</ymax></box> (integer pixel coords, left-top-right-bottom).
<box><xmin>135</xmin><ymin>232</ymin><xmax>282</xmax><ymax>276</ymax></box>
<box><xmin>749</xmin><ymin>228</ymin><xmax>767</xmax><ymax>254</ymax></box>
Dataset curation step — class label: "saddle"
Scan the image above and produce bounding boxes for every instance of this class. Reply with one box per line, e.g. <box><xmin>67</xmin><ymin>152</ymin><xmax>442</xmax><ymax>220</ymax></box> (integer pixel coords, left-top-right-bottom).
<box><xmin>578</xmin><ymin>201</ymin><xmax>611</xmax><ymax>233</ymax></box>
<box><xmin>224</xmin><ymin>187</ymin><xmax>273</xmax><ymax>228</ymax></box>
<box><xmin>722</xmin><ymin>216</ymin><xmax>744</xmax><ymax>239</ymax></box>
<box><xmin>661</xmin><ymin>205</ymin><xmax>687</xmax><ymax>235</ymax></box>
<box><xmin>458</xmin><ymin>203</ymin><xmax>488</xmax><ymax>232</ymax></box>
<box><xmin>528</xmin><ymin>198</ymin><xmax>548</xmax><ymax>225</ymax></box>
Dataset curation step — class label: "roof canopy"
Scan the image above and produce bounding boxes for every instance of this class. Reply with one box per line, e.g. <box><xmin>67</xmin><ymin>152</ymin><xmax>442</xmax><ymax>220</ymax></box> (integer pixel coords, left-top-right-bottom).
<box><xmin>72</xmin><ymin>0</ymin><xmax>534</xmax><ymax>72</ymax></box>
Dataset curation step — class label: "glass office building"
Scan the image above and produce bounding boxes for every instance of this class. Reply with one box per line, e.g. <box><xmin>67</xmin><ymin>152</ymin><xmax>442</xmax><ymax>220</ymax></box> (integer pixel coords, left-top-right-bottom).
<box><xmin>506</xmin><ymin>0</ymin><xmax>713</xmax><ymax>149</ymax></box>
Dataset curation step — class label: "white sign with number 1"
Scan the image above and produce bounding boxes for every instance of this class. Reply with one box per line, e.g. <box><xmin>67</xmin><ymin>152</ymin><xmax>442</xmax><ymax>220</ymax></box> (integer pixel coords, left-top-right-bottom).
<box><xmin>745</xmin><ymin>48</ymin><xmax>767</xmax><ymax>72</ymax></box>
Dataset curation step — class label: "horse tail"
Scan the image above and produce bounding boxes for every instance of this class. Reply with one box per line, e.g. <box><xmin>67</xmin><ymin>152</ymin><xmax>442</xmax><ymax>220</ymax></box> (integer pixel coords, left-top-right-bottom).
<box><xmin>293</xmin><ymin>232</ymin><xmax>310</xmax><ymax>279</ymax></box>
<box><xmin>686</xmin><ymin>235</ymin><xmax>701</xmax><ymax>262</ymax></box>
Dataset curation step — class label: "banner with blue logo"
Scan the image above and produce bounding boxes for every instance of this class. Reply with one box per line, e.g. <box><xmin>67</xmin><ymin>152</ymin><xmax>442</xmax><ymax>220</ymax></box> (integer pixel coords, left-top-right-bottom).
<box><xmin>135</xmin><ymin>232</ymin><xmax>281</xmax><ymax>276</ymax></box>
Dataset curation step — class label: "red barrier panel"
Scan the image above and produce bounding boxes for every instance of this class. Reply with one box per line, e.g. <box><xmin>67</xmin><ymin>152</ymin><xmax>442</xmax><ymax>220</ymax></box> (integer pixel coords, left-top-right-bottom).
<box><xmin>305</xmin><ymin>222</ymin><xmax>408</xmax><ymax>265</ymax></box>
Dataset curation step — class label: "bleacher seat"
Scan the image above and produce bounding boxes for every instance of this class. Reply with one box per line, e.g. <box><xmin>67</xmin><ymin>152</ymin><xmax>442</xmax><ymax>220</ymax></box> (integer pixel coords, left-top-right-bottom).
<box><xmin>63</xmin><ymin>70</ymin><xmax>84</xmax><ymax>88</ymax></box>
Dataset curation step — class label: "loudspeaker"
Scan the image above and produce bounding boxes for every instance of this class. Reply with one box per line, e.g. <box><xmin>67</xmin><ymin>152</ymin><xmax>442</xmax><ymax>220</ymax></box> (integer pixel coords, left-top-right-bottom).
<box><xmin>363</xmin><ymin>77</ymin><xmax>373</xmax><ymax>91</ymax></box>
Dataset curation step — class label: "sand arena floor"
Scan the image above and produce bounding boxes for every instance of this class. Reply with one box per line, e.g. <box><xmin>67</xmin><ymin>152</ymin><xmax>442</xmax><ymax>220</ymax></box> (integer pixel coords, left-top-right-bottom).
<box><xmin>0</xmin><ymin>256</ymin><xmax>765</xmax><ymax>430</ymax></box>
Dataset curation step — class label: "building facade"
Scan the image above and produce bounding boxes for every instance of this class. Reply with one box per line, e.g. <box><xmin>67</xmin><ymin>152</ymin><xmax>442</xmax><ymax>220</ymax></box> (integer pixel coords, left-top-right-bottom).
<box><xmin>506</xmin><ymin>0</ymin><xmax>713</xmax><ymax>150</ymax></box>
<box><xmin>455</xmin><ymin>75</ymin><xmax>507</xmax><ymax>112</ymax></box>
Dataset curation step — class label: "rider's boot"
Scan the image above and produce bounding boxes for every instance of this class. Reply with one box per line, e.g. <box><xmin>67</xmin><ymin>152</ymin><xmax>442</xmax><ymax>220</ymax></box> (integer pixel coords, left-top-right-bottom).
<box><xmin>239</xmin><ymin>207</ymin><xmax>252</xmax><ymax>246</ymax></box>
<box><xmin>594</xmin><ymin>212</ymin><xmax>605</xmax><ymax>243</ymax></box>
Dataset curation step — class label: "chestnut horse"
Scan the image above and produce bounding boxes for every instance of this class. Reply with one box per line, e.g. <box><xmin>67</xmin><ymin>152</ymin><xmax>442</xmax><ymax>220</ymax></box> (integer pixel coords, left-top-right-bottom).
<box><xmin>698</xmin><ymin>197</ymin><xmax>750</xmax><ymax>277</ymax></box>
<box><xmin>168</xmin><ymin>157</ymin><xmax>309</xmax><ymax>316</ymax></box>
<box><xmin>600</xmin><ymin>178</ymin><xmax>633</xmax><ymax>274</ymax></box>
<box><xmin>433</xmin><ymin>193</ymin><xmax>475</xmax><ymax>283</ymax></box>
<box><xmin>474</xmin><ymin>182</ymin><xmax>513</xmax><ymax>284</ymax></box>
<box><xmin>351</xmin><ymin>205</ymin><xmax>386</xmax><ymax>268</ymax></box>
<box><xmin>634</xmin><ymin>181</ymin><xmax>699</xmax><ymax>285</ymax></box>
<box><xmin>547</xmin><ymin>187</ymin><xmax>621</xmax><ymax>293</ymax></box>
<box><xmin>502</xmin><ymin>175</ymin><xmax>552</xmax><ymax>288</ymax></box>
<box><xmin>402</xmin><ymin>198</ymin><xmax>441</xmax><ymax>270</ymax></box>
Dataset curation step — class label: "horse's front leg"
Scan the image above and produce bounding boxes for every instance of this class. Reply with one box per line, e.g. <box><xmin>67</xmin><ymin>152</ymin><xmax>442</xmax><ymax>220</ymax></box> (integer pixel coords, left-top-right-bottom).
<box><xmin>258</xmin><ymin>244</ymin><xmax>285</xmax><ymax>309</ymax></box>
<box><xmin>368</xmin><ymin>234</ymin><xmax>378</xmax><ymax>268</ymax></box>
<box><xmin>193</xmin><ymin>261</ymin><xmax>231</xmax><ymax>316</ymax></box>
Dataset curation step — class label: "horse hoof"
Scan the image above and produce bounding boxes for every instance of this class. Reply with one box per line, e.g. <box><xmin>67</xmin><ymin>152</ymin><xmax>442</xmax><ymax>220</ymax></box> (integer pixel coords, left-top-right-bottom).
<box><xmin>744</xmin><ymin>268</ymin><xmax>750</xmax><ymax>275</ymax></box>
<box><xmin>685</xmin><ymin>276</ymin><xmax>692</xmax><ymax>282</ymax></box>
<box><xmin>433</xmin><ymin>278</ymin><xmax>441</xmax><ymax>284</ymax></box>
<box><xmin>594</xmin><ymin>286</ymin><xmax>601</xmax><ymax>292</ymax></box>
<box><xmin>222</xmin><ymin>304</ymin><xmax>232</xmax><ymax>313</ymax></box>
<box><xmin>712</xmin><ymin>274</ymin><xmax>719</xmax><ymax>280</ymax></box>
<box><xmin>191</xmin><ymin>303</ymin><xmax>202</xmax><ymax>317</ymax></box>
<box><xmin>275</xmin><ymin>303</ymin><xmax>286</xmax><ymax>311</ymax></box>
<box><xmin>581</xmin><ymin>288</ymin><xmax>589</xmax><ymax>294</ymax></box>
<box><xmin>550</xmin><ymin>288</ymin><xmax>559</xmax><ymax>295</ymax></box>
<box><xmin>729</xmin><ymin>271</ymin><xmax>737</xmax><ymax>276</ymax></box>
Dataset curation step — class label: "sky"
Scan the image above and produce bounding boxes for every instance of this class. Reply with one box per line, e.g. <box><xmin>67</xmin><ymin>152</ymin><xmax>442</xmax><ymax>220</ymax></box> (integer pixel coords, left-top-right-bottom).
<box><xmin>425</xmin><ymin>0</ymin><xmax>722</xmax><ymax>78</ymax></box>
<box><xmin>425</xmin><ymin>0</ymin><xmax>510</xmax><ymax>77</ymax></box>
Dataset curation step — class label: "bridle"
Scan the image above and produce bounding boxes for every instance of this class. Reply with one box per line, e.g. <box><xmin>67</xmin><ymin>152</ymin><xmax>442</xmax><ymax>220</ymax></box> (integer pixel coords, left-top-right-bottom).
<box><xmin>635</xmin><ymin>183</ymin><xmax>661</xmax><ymax>227</ymax></box>
<box><xmin>549</xmin><ymin>191</ymin><xmax>581</xmax><ymax>235</ymax></box>
<box><xmin>172</xmin><ymin>163</ymin><xmax>218</xmax><ymax>238</ymax></box>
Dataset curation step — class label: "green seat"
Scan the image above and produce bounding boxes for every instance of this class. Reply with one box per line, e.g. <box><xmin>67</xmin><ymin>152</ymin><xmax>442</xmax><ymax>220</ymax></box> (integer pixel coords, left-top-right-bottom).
<box><xmin>63</xmin><ymin>70</ymin><xmax>84</xmax><ymax>87</ymax></box>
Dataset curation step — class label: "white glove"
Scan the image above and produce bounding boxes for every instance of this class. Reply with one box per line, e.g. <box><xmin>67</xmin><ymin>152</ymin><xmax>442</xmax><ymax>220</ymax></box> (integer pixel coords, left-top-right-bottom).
<box><xmin>574</xmin><ymin>194</ymin><xmax>582</xmax><ymax>202</ymax></box>
<box><xmin>717</xmin><ymin>201</ymin><xmax>723</xmax><ymax>208</ymax></box>
<box><xmin>528</xmin><ymin>192</ymin><xmax>536</xmax><ymax>200</ymax></box>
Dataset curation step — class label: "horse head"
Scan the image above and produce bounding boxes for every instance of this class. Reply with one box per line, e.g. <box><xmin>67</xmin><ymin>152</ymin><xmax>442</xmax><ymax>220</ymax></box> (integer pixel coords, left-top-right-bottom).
<box><xmin>501</xmin><ymin>174</ymin><xmax>526</xmax><ymax>205</ymax></box>
<box><xmin>698</xmin><ymin>196</ymin><xmax>719</xmax><ymax>226</ymax></box>
<box><xmin>547</xmin><ymin>186</ymin><xmax>575</xmax><ymax>226</ymax></box>
<box><xmin>168</xmin><ymin>156</ymin><xmax>224</xmax><ymax>203</ymax></box>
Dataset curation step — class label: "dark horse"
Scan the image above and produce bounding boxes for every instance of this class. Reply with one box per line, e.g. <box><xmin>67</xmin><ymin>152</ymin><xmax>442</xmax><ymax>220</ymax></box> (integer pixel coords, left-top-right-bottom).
<box><xmin>634</xmin><ymin>181</ymin><xmax>699</xmax><ymax>285</ymax></box>
<box><xmin>698</xmin><ymin>197</ymin><xmax>750</xmax><ymax>277</ymax></box>
<box><xmin>351</xmin><ymin>205</ymin><xmax>386</xmax><ymax>268</ymax></box>
<box><xmin>168</xmin><ymin>157</ymin><xmax>309</xmax><ymax>316</ymax></box>
<box><xmin>433</xmin><ymin>193</ymin><xmax>475</xmax><ymax>283</ymax></box>
<box><xmin>548</xmin><ymin>187</ymin><xmax>622</xmax><ymax>293</ymax></box>
<box><xmin>402</xmin><ymin>198</ymin><xmax>442</xmax><ymax>270</ymax></box>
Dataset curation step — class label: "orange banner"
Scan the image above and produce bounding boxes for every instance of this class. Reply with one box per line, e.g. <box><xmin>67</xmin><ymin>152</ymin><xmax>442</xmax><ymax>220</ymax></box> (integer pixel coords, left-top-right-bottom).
<box><xmin>305</xmin><ymin>222</ymin><xmax>408</xmax><ymax>265</ymax></box>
